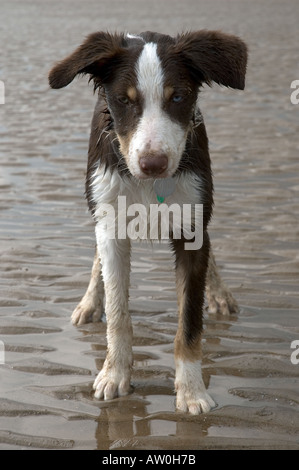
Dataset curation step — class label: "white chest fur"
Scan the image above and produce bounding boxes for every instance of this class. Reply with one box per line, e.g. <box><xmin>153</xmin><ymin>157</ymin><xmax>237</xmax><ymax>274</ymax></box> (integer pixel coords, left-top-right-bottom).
<box><xmin>92</xmin><ymin>168</ymin><xmax>203</xmax><ymax>209</ymax></box>
<box><xmin>91</xmin><ymin>168</ymin><xmax>204</xmax><ymax>247</ymax></box>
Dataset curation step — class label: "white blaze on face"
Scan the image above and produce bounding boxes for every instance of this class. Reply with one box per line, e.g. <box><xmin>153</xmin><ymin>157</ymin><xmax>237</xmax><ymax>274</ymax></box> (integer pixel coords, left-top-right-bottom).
<box><xmin>128</xmin><ymin>42</ymin><xmax>187</xmax><ymax>178</ymax></box>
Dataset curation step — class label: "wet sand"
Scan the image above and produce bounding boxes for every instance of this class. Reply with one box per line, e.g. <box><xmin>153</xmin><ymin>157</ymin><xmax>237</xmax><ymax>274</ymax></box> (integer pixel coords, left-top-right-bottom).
<box><xmin>0</xmin><ymin>0</ymin><xmax>299</xmax><ymax>450</ymax></box>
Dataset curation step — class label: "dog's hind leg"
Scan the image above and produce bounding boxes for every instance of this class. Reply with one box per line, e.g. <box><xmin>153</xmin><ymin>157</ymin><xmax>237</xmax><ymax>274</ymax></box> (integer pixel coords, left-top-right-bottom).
<box><xmin>206</xmin><ymin>248</ymin><xmax>239</xmax><ymax>315</ymax></box>
<box><xmin>171</xmin><ymin>233</ymin><xmax>216</xmax><ymax>415</ymax></box>
<box><xmin>71</xmin><ymin>246</ymin><xmax>104</xmax><ymax>325</ymax></box>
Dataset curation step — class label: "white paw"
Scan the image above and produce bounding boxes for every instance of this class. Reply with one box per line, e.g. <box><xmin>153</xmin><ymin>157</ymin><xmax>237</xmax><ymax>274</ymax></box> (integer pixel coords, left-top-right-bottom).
<box><xmin>71</xmin><ymin>296</ymin><xmax>103</xmax><ymax>325</ymax></box>
<box><xmin>176</xmin><ymin>386</ymin><xmax>216</xmax><ymax>414</ymax></box>
<box><xmin>175</xmin><ymin>359</ymin><xmax>216</xmax><ymax>415</ymax></box>
<box><xmin>93</xmin><ymin>367</ymin><xmax>131</xmax><ymax>400</ymax></box>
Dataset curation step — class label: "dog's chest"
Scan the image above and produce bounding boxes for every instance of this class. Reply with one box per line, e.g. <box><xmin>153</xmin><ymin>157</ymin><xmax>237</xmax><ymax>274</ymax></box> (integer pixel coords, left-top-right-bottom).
<box><xmin>91</xmin><ymin>167</ymin><xmax>203</xmax><ymax>211</ymax></box>
<box><xmin>90</xmin><ymin>168</ymin><xmax>204</xmax><ymax>241</ymax></box>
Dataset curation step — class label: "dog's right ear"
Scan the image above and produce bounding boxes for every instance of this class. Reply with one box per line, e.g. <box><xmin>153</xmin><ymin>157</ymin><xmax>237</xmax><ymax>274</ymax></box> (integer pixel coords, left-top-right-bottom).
<box><xmin>49</xmin><ymin>32</ymin><xmax>125</xmax><ymax>89</ymax></box>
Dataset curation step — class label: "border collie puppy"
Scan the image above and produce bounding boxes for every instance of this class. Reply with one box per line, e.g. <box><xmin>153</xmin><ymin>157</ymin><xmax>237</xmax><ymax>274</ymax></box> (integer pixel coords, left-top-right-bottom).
<box><xmin>49</xmin><ymin>31</ymin><xmax>247</xmax><ymax>414</ymax></box>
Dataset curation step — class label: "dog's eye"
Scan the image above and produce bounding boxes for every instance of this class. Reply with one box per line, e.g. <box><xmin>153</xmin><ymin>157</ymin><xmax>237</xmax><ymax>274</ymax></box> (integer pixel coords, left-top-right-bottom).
<box><xmin>118</xmin><ymin>96</ymin><xmax>130</xmax><ymax>105</ymax></box>
<box><xmin>172</xmin><ymin>94</ymin><xmax>183</xmax><ymax>104</ymax></box>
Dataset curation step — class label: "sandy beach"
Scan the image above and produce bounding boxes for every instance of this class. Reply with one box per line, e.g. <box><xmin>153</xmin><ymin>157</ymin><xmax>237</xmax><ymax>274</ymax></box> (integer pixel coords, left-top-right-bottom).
<box><xmin>0</xmin><ymin>0</ymin><xmax>299</xmax><ymax>449</ymax></box>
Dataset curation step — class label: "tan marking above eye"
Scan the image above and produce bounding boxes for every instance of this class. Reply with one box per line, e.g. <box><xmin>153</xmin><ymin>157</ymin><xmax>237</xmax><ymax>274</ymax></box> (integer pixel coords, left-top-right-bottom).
<box><xmin>127</xmin><ymin>87</ymin><xmax>138</xmax><ymax>101</ymax></box>
<box><xmin>164</xmin><ymin>86</ymin><xmax>175</xmax><ymax>101</ymax></box>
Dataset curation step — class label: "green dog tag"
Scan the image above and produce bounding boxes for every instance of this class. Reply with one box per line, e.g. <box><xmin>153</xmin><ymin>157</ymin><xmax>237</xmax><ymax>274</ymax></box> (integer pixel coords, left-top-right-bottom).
<box><xmin>153</xmin><ymin>178</ymin><xmax>176</xmax><ymax>203</ymax></box>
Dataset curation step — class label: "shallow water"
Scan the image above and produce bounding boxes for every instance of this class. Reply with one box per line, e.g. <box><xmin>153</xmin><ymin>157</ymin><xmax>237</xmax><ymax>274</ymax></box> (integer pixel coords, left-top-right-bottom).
<box><xmin>0</xmin><ymin>0</ymin><xmax>299</xmax><ymax>450</ymax></box>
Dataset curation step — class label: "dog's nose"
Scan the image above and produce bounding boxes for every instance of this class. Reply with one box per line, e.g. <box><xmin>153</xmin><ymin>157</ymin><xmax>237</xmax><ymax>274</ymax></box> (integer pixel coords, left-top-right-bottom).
<box><xmin>139</xmin><ymin>154</ymin><xmax>168</xmax><ymax>177</ymax></box>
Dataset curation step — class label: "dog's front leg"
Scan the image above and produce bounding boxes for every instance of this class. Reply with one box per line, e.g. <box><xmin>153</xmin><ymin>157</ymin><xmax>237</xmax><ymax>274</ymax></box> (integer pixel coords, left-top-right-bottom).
<box><xmin>93</xmin><ymin>225</ymin><xmax>132</xmax><ymax>400</ymax></box>
<box><xmin>171</xmin><ymin>233</ymin><xmax>216</xmax><ymax>414</ymax></box>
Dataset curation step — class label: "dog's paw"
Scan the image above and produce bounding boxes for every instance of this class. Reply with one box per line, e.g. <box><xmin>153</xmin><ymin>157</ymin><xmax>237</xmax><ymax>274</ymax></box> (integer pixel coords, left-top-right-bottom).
<box><xmin>71</xmin><ymin>297</ymin><xmax>103</xmax><ymax>325</ymax></box>
<box><xmin>93</xmin><ymin>367</ymin><xmax>131</xmax><ymax>400</ymax></box>
<box><xmin>176</xmin><ymin>386</ymin><xmax>216</xmax><ymax>415</ymax></box>
<box><xmin>175</xmin><ymin>359</ymin><xmax>216</xmax><ymax>415</ymax></box>
<box><xmin>206</xmin><ymin>283</ymin><xmax>239</xmax><ymax>315</ymax></box>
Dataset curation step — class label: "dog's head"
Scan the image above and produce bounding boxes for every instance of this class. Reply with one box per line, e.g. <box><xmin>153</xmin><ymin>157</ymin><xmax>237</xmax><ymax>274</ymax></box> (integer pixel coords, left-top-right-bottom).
<box><xmin>49</xmin><ymin>31</ymin><xmax>247</xmax><ymax>179</ymax></box>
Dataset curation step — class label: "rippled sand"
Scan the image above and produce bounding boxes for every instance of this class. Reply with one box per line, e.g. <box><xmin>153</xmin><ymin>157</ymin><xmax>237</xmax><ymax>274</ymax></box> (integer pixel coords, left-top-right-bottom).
<box><xmin>0</xmin><ymin>0</ymin><xmax>298</xmax><ymax>450</ymax></box>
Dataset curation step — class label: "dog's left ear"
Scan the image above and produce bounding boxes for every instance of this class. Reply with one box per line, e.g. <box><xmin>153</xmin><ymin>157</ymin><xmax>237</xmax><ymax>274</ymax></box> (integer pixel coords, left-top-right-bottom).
<box><xmin>175</xmin><ymin>30</ymin><xmax>248</xmax><ymax>90</ymax></box>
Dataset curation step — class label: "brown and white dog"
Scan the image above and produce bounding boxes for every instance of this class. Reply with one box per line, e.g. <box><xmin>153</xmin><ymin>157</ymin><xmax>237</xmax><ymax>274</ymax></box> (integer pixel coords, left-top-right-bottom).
<box><xmin>49</xmin><ymin>31</ymin><xmax>247</xmax><ymax>414</ymax></box>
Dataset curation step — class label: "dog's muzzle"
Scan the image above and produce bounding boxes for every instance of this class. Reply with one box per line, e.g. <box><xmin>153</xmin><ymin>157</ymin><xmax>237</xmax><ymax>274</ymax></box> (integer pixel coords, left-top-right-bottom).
<box><xmin>139</xmin><ymin>153</ymin><xmax>168</xmax><ymax>178</ymax></box>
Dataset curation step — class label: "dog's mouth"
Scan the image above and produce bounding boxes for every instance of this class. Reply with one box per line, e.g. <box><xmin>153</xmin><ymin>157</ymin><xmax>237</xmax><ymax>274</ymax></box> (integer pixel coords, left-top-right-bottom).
<box><xmin>128</xmin><ymin>151</ymin><xmax>180</xmax><ymax>181</ymax></box>
<box><xmin>119</xmin><ymin>153</ymin><xmax>174</xmax><ymax>180</ymax></box>
<box><xmin>116</xmin><ymin>132</ymin><xmax>182</xmax><ymax>181</ymax></box>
